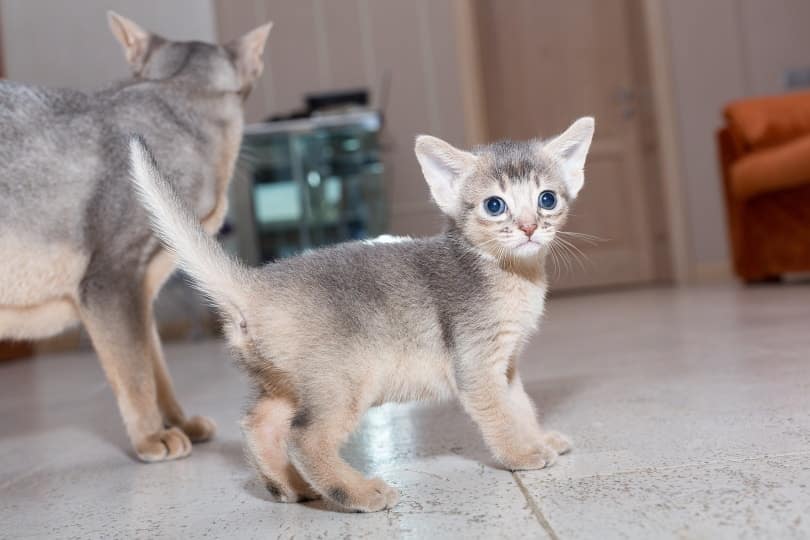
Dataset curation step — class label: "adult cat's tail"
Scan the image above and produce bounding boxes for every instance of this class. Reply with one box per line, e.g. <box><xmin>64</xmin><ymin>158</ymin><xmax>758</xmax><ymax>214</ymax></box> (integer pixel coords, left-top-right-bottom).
<box><xmin>128</xmin><ymin>136</ymin><xmax>249</xmax><ymax>332</ymax></box>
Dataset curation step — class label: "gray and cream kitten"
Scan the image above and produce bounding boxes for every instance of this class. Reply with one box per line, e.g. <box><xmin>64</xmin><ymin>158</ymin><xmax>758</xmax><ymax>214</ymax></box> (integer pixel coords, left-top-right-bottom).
<box><xmin>0</xmin><ymin>13</ymin><xmax>271</xmax><ymax>462</ymax></box>
<box><xmin>129</xmin><ymin>116</ymin><xmax>594</xmax><ymax>512</ymax></box>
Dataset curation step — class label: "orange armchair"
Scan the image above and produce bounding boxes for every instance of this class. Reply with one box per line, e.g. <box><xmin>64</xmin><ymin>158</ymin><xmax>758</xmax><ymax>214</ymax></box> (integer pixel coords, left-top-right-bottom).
<box><xmin>717</xmin><ymin>91</ymin><xmax>810</xmax><ymax>282</ymax></box>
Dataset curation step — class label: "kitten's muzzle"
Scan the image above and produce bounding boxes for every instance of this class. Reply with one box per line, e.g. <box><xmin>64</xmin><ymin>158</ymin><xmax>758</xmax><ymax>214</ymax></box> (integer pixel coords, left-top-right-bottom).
<box><xmin>518</xmin><ymin>223</ymin><xmax>538</xmax><ymax>237</ymax></box>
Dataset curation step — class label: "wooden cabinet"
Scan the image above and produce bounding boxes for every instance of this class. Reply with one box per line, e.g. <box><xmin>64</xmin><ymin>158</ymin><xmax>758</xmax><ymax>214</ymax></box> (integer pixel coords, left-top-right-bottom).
<box><xmin>0</xmin><ymin>341</ymin><xmax>33</xmax><ymax>362</ymax></box>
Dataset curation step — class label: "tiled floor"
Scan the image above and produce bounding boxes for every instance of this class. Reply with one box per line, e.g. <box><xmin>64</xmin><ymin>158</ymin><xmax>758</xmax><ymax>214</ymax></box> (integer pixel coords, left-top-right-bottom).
<box><xmin>2</xmin><ymin>284</ymin><xmax>810</xmax><ymax>539</ymax></box>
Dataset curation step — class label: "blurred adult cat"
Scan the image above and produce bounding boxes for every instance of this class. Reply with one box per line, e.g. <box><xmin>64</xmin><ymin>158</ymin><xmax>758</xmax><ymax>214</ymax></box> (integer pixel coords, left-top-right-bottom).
<box><xmin>0</xmin><ymin>12</ymin><xmax>271</xmax><ymax>462</ymax></box>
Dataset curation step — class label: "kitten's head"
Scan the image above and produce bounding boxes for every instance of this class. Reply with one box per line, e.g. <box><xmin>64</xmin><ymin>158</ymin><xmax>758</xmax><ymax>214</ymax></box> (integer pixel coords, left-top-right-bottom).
<box><xmin>107</xmin><ymin>11</ymin><xmax>272</xmax><ymax>98</ymax></box>
<box><xmin>415</xmin><ymin>117</ymin><xmax>594</xmax><ymax>260</ymax></box>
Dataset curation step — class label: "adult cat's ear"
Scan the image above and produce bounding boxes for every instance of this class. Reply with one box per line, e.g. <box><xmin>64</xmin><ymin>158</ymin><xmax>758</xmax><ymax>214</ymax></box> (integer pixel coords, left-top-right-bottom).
<box><xmin>227</xmin><ymin>22</ymin><xmax>273</xmax><ymax>89</ymax></box>
<box><xmin>108</xmin><ymin>12</ymin><xmax>160</xmax><ymax>75</ymax></box>
<box><xmin>542</xmin><ymin>116</ymin><xmax>595</xmax><ymax>198</ymax></box>
<box><xmin>415</xmin><ymin>135</ymin><xmax>477</xmax><ymax>216</ymax></box>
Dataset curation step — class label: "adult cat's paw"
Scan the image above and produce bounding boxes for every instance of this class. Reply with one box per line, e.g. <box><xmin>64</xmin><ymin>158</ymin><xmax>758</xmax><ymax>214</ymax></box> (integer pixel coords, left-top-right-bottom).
<box><xmin>501</xmin><ymin>443</ymin><xmax>558</xmax><ymax>471</ymax></box>
<box><xmin>134</xmin><ymin>427</ymin><xmax>192</xmax><ymax>462</ymax></box>
<box><xmin>542</xmin><ymin>430</ymin><xmax>572</xmax><ymax>455</ymax></box>
<box><xmin>178</xmin><ymin>415</ymin><xmax>217</xmax><ymax>443</ymax></box>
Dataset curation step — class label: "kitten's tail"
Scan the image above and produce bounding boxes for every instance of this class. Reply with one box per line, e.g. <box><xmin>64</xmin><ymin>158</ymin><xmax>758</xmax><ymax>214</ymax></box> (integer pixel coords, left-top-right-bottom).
<box><xmin>128</xmin><ymin>136</ymin><xmax>249</xmax><ymax>333</ymax></box>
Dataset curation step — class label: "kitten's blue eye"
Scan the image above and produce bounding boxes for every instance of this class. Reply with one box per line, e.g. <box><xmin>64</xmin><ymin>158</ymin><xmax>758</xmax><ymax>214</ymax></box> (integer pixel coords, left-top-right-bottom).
<box><xmin>484</xmin><ymin>196</ymin><xmax>507</xmax><ymax>216</ymax></box>
<box><xmin>538</xmin><ymin>190</ymin><xmax>557</xmax><ymax>210</ymax></box>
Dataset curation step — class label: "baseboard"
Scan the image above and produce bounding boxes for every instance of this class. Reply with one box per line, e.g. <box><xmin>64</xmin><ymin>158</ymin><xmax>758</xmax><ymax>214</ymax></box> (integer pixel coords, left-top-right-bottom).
<box><xmin>691</xmin><ymin>260</ymin><xmax>735</xmax><ymax>284</ymax></box>
<box><xmin>0</xmin><ymin>341</ymin><xmax>34</xmax><ymax>361</ymax></box>
<box><xmin>31</xmin><ymin>316</ymin><xmax>220</xmax><ymax>356</ymax></box>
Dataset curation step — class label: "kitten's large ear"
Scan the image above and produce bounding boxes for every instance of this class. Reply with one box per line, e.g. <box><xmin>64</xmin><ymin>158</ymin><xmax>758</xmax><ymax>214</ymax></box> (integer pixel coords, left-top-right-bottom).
<box><xmin>227</xmin><ymin>22</ymin><xmax>273</xmax><ymax>89</ymax></box>
<box><xmin>415</xmin><ymin>135</ymin><xmax>477</xmax><ymax>216</ymax></box>
<box><xmin>108</xmin><ymin>12</ymin><xmax>159</xmax><ymax>74</ymax></box>
<box><xmin>542</xmin><ymin>116</ymin><xmax>595</xmax><ymax>198</ymax></box>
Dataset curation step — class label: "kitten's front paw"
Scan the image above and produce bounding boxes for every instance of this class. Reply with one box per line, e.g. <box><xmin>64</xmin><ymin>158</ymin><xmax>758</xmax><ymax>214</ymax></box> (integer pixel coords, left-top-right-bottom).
<box><xmin>542</xmin><ymin>430</ymin><xmax>572</xmax><ymax>455</ymax></box>
<box><xmin>134</xmin><ymin>427</ymin><xmax>192</xmax><ymax>462</ymax></box>
<box><xmin>500</xmin><ymin>443</ymin><xmax>558</xmax><ymax>471</ymax></box>
<box><xmin>328</xmin><ymin>477</ymin><xmax>399</xmax><ymax>512</ymax></box>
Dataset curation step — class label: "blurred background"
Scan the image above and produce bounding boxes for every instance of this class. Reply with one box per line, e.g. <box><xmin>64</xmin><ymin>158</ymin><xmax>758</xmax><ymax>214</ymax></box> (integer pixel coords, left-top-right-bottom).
<box><xmin>2</xmin><ymin>0</ymin><xmax>810</xmax><ymax>357</ymax></box>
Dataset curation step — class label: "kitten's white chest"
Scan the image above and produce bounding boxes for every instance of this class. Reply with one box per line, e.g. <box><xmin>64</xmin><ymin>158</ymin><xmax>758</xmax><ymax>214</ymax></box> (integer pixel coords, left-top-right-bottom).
<box><xmin>495</xmin><ymin>277</ymin><xmax>548</xmax><ymax>343</ymax></box>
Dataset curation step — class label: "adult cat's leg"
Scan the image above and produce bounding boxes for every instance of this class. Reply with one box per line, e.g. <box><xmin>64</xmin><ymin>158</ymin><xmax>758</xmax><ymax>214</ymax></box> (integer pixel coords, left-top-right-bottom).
<box><xmin>142</xmin><ymin>249</ymin><xmax>216</xmax><ymax>443</ymax></box>
<box><xmin>80</xmin><ymin>285</ymin><xmax>191</xmax><ymax>462</ymax></box>
<box><xmin>242</xmin><ymin>395</ymin><xmax>319</xmax><ymax>502</ymax></box>
<box><xmin>457</xmin><ymin>358</ymin><xmax>558</xmax><ymax>471</ymax></box>
<box><xmin>147</xmin><ymin>317</ymin><xmax>216</xmax><ymax>442</ymax></box>
<box><xmin>507</xmin><ymin>369</ymin><xmax>572</xmax><ymax>455</ymax></box>
<box><xmin>287</xmin><ymin>404</ymin><xmax>399</xmax><ymax>512</ymax></box>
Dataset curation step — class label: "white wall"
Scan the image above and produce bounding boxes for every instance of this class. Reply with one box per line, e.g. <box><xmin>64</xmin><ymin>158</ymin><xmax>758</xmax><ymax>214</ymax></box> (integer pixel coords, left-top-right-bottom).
<box><xmin>0</xmin><ymin>0</ymin><xmax>216</xmax><ymax>90</ymax></box>
<box><xmin>662</xmin><ymin>0</ymin><xmax>810</xmax><ymax>271</ymax></box>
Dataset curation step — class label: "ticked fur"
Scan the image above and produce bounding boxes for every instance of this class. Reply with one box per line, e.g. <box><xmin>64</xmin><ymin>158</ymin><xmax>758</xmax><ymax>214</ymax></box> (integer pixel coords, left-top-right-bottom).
<box><xmin>0</xmin><ymin>13</ymin><xmax>271</xmax><ymax>463</ymax></box>
<box><xmin>130</xmin><ymin>117</ymin><xmax>595</xmax><ymax>512</ymax></box>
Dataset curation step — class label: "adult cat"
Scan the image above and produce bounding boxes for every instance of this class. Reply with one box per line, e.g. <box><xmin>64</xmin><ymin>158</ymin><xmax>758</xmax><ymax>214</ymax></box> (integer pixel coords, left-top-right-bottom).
<box><xmin>0</xmin><ymin>12</ymin><xmax>271</xmax><ymax>462</ymax></box>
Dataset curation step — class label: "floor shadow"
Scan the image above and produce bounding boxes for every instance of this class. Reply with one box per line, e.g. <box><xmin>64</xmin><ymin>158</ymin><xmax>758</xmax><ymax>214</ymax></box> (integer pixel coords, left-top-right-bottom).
<box><xmin>199</xmin><ymin>436</ymin><xmax>247</xmax><ymax>468</ymax></box>
<box><xmin>523</xmin><ymin>373</ymin><xmax>592</xmax><ymax>420</ymax></box>
<box><xmin>241</xmin><ymin>476</ymin><xmax>354</xmax><ymax>513</ymax></box>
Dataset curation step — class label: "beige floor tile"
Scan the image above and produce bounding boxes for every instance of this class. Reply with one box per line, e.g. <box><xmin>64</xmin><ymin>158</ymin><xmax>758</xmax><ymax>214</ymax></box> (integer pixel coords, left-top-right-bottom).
<box><xmin>2</xmin><ymin>284</ymin><xmax>809</xmax><ymax>538</ymax></box>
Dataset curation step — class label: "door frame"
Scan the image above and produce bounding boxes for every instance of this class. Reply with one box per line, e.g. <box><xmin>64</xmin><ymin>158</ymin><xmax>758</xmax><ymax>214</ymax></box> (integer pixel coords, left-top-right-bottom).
<box><xmin>0</xmin><ymin>2</ymin><xmax>5</xmax><ymax>78</ymax></box>
<box><xmin>453</xmin><ymin>0</ymin><xmax>693</xmax><ymax>285</ymax></box>
<box><xmin>640</xmin><ymin>0</ymin><xmax>692</xmax><ymax>284</ymax></box>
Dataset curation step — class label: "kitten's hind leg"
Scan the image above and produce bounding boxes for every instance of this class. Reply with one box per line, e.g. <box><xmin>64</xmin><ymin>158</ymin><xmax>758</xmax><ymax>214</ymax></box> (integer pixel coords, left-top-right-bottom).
<box><xmin>287</xmin><ymin>404</ymin><xmax>399</xmax><ymax>512</ymax></box>
<box><xmin>242</xmin><ymin>396</ymin><xmax>319</xmax><ymax>503</ymax></box>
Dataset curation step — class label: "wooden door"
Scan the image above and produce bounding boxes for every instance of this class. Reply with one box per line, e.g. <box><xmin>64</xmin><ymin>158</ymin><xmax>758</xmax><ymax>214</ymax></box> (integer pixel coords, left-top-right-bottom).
<box><xmin>0</xmin><ymin>3</ymin><xmax>4</xmax><ymax>79</ymax></box>
<box><xmin>473</xmin><ymin>0</ymin><xmax>666</xmax><ymax>289</ymax></box>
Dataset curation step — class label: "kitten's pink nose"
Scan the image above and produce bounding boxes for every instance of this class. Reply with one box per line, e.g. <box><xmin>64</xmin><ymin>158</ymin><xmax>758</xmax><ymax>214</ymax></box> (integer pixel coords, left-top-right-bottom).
<box><xmin>519</xmin><ymin>223</ymin><xmax>538</xmax><ymax>237</ymax></box>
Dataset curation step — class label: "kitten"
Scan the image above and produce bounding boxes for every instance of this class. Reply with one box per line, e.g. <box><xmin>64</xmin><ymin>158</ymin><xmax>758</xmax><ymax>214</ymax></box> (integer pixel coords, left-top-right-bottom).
<box><xmin>129</xmin><ymin>116</ymin><xmax>595</xmax><ymax>512</ymax></box>
<box><xmin>0</xmin><ymin>12</ymin><xmax>271</xmax><ymax>462</ymax></box>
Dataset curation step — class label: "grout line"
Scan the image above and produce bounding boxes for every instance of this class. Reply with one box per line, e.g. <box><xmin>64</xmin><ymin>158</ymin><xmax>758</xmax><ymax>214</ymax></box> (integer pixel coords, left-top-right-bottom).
<box><xmin>532</xmin><ymin>449</ymin><xmax>810</xmax><ymax>484</ymax></box>
<box><xmin>512</xmin><ymin>472</ymin><xmax>560</xmax><ymax>540</ymax></box>
<box><xmin>617</xmin><ymin>449</ymin><xmax>810</xmax><ymax>476</ymax></box>
<box><xmin>506</xmin><ymin>449</ymin><xmax>810</xmax><ymax>539</ymax></box>
<box><xmin>644</xmin><ymin>450</ymin><xmax>810</xmax><ymax>473</ymax></box>
<box><xmin>0</xmin><ymin>463</ymin><xmax>50</xmax><ymax>492</ymax></box>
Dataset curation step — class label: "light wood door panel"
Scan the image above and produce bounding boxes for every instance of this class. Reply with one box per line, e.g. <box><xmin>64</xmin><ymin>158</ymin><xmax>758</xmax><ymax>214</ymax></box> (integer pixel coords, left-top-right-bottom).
<box><xmin>473</xmin><ymin>0</ymin><xmax>661</xmax><ymax>290</ymax></box>
<box><xmin>0</xmin><ymin>2</ymin><xmax>4</xmax><ymax>79</ymax></box>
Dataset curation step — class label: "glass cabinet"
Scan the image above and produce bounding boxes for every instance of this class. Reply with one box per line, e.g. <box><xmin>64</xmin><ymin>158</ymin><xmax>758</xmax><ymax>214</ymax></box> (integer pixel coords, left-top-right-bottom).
<box><xmin>229</xmin><ymin>110</ymin><xmax>386</xmax><ymax>263</ymax></box>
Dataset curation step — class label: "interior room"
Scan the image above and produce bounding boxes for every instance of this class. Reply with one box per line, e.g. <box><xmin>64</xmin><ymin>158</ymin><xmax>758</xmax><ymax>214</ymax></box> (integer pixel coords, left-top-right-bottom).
<box><xmin>2</xmin><ymin>1</ymin><xmax>809</xmax><ymax>538</ymax></box>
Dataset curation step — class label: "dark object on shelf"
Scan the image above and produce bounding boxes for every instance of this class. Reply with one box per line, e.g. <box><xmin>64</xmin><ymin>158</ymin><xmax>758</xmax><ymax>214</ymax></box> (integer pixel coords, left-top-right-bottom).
<box><xmin>266</xmin><ymin>88</ymin><xmax>369</xmax><ymax>123</ymax></box>
<box><xmin>306</xmin><ymin>89</ymin><xmax>368</xmax><ymax>112</ymax></box>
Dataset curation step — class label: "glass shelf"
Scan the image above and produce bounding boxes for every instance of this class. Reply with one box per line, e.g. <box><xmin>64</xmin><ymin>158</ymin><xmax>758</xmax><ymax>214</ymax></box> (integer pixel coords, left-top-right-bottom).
<box><xmin>232</xmin><ymin>110</ymin><xmax>387</xmax><ymax>263</ymax></box>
